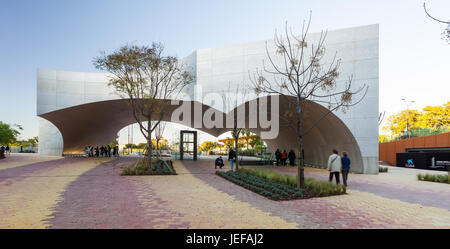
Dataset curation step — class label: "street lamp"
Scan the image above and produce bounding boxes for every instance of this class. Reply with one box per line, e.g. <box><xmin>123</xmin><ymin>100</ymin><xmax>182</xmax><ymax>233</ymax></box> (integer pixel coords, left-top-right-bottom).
<box><xmin>401</xmin><ymin>98</ymin><xmax>415</xmax><ymax>138</ymax></box>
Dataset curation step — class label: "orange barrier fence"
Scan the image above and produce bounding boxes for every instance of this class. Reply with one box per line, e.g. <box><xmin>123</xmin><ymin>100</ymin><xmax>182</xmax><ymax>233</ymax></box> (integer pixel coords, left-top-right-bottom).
<box><xmin>379</xmin><ymin>132</ymin><xmax>450</xmax><ymax>166</ymax></box>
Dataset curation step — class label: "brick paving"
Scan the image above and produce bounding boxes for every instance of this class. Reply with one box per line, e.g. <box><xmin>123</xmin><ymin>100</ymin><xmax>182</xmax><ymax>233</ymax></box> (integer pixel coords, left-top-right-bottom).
<box><xmin>0</xmin><ymin>154</ymin><xmax>449</xmax><ymax>228</ymax></box>
<box><xmin>186</xmin><ymin>160</ymin><xmax>450</xmax><ymax>228</ymax></box>
<box><xmin>252</xmin><ymin>165</ymin><xmax>450</xmax><ymax>210</ymax></box>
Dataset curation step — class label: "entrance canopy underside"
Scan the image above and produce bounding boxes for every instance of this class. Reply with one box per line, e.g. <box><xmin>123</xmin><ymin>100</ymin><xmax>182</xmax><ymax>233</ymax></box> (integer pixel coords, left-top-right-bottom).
<box><xmin>39</xmin><ymin>95</ymin><xmax>364</xmax><ymax>172</ymax></box>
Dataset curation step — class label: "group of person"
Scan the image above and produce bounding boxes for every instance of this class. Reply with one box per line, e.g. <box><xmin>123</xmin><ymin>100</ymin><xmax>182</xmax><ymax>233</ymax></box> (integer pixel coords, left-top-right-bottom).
<box><xmin>214</xmin><ymin>147</ymin><xmax>351</xmax><ymax>187</ymax></box>
<box><xmin>0</xmin><ymin>145</ymin><xmax>10</xmax><ymax>158</ymax></box>
<box><xmin>274</xmin><ymin>149</ymin><xmax>297</xmax><ymax>166</ymax></box>
<box><xmin>214</xmin><ymin>148</ymin><xmax>236</xmax><ymax>170</ymax></box>
<box><xmin>327</xmin><ymin>149</ymin><xmax>351</xmax><ymax>186</ymax></box>
<box><xmin>85</xmin><ymin>145</ymin><xmax>120</xmax><ymax>158</ymax></box>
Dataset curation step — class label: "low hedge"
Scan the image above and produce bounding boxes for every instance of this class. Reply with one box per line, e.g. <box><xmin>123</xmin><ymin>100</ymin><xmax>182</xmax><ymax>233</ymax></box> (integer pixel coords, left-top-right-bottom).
<box><xmin>239</xmin><ymin>167</ymin><xmax>346</xmax><ymax>197</ymax></box>
<box><xmin>239</xmin><ymin>160</ymin><xmax>275</xmax><ymax>166</ymax></box>
<box><xmin>216</xmin><ymin>171</ymin><xmax>307</xmax><ymax>200</ymax></box>
<box><xmin>417</xmin><ymin>173</ymin><xmax>448</xmax><ymax>184</ymax></box>
<box><xmin>379</xmin><ymin>166</ymin><xmax>389</xmax><ymax>173</ymax></box>
<box><xmin>121</xmin><ymin>159</ymin><xmax>176</xmax><ymax>175</ymax></box>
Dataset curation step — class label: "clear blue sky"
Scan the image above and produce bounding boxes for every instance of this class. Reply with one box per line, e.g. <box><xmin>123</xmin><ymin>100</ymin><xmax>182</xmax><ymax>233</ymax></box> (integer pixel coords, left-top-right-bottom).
<box><xmin>0</xmin><ymin>0</ymin><xmax>449</xmax><ymax>140</ymax></box>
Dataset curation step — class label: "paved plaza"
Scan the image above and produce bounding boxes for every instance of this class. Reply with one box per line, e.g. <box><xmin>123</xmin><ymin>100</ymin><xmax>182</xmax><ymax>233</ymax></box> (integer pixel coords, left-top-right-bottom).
<box><xmin>0</xmin><ymin>154</ymin><xmax>449</xmax><ymax>229</ymax></box>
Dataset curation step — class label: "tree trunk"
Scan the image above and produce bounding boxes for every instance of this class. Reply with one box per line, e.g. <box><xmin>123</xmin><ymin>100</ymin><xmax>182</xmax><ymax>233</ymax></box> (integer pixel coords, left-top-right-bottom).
<box><xmin>296</xmin><ymin>99</ymin><xmax>305</xmax><ymax>188</ymax></box>
<box><xmin>147</xmin><ymin>120</ymin><xmax>153</xmax><ymax>169</ymax></box>
<box><xmin>235</xmin><ymin>135</ymin><xmax>239</xmax><ymax>171</ymax></box>
<box><xmin>156</xmin><ymin>138</ymin><xmax>160</xmax><ymax>160</ymax></box>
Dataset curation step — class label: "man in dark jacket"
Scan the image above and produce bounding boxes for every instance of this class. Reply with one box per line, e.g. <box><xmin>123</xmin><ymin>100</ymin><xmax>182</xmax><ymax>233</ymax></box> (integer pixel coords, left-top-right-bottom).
<box><xmin>215</xmin><ymin>156</ymin><xmax>224</xmax><ymax>169</ymax></box>
<box><xmin>275</xmin><ymin>149</ymin><xmax>281</xmax><ymax>166</ymax></box>
<box><xmin>288</xmin><ymin>150</ymin><xmax>296</xmax><ymax>166</ymax></box>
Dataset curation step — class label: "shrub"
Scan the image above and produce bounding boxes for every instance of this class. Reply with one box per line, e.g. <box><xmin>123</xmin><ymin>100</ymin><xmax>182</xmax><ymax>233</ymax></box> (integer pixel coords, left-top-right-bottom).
<box><xmin>379</xmin><ymin>166</ymin><xmax>389</xmax><ymax>173</ymax></box>
<box><xmin>239</xmin><ymin>167</ymin><xmax>346</xmax><ymax>197</ymax></box>
<box><xmin>121</xmin><ymin>159</ymin><xmax>176</xmax><ymax>175</ymax></box>
<box><xmin>417</xmin><ymin>173</ymin><xmax>448</xmax><ymax>184</ymax></box>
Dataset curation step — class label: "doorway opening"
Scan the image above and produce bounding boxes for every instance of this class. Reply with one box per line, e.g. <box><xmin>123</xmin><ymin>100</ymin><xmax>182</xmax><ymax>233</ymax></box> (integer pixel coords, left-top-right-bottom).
<box><xmin>180</xmin><ymin>130</ymin><xmax>197</xmax><ymax>160</ymax></box>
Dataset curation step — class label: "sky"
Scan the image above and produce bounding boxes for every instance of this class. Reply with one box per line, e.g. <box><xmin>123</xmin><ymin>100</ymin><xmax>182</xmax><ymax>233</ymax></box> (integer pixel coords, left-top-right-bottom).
<box><xmin>0</xmin><ymin>0</ymin><xmax>449</xmax><ymax>144</ymax></box>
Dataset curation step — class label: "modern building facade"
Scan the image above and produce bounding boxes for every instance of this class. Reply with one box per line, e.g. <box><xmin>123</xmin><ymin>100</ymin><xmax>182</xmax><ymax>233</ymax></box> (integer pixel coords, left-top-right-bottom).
<box><xmin>37</xmin><ymin>24</ymin><xmax>379</xmax><ymax>173</ymax></box>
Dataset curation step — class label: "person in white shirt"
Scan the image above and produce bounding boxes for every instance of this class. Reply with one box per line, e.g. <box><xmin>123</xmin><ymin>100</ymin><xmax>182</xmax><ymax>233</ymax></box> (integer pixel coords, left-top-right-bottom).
<box><xmin>327</xmin><ymin>149</ymin><xmax>342</xmax><ymax>184</ymax></box>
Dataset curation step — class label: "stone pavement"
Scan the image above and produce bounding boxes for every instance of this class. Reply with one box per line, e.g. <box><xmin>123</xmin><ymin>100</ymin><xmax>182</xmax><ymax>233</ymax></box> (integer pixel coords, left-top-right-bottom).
<box><xmin>0</xmin><ymin>154</ymin><xmax>449</xmax><ymax>228</ymax></box>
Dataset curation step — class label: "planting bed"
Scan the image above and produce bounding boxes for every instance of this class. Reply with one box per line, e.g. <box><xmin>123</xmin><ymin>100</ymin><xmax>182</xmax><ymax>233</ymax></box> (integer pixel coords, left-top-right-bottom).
<box><xmin>122</xmin><ymin>159</ymin><xmax>176</xmax><ymax>175</ymax></box>
<box><xmin>216</xmin><ymin>171</ymin><xmax>307</xmax><ymax>201</ymax></box>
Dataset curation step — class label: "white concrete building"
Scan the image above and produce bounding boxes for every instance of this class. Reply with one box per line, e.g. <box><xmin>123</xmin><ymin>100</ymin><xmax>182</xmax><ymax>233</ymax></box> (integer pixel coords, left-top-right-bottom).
<box><xmin>37</xmin><ymin>24</ymin><xmax>379</xmax><ymax>173</ymax></box>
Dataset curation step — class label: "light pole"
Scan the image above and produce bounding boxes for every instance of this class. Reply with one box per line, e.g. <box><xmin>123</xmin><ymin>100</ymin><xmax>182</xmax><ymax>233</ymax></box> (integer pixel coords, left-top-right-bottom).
<box><xmin>401</xmin><ymin>98</ymin><xmax>415</xmax><ymax>138</ymax></box>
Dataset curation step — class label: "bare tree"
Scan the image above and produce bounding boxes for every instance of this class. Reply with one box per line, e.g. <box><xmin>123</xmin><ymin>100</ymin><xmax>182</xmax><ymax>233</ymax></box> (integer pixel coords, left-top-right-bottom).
<box><xmin>94</xmin><ymin>43</ymin><xmax>194</xmax><ymax>168</ymax></box>
<box><xmin>424</xmin><ymin>2</ymin><xmax>450</xmax><ymax>44</ymax></box>
<box><xmin>250</xmin><ymin>13</ymin><xmax>368</xmax><ymax>188</ymax></box>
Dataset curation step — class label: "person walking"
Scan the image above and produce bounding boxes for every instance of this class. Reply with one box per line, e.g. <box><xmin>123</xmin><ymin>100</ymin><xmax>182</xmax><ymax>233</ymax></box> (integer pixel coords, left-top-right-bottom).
<box><xmin>341</xmin><ymin>151</ymin><xmax>351</xmax><ymax>186</ymax></box>
<box><xmin>5</xmin><ymin>145</ymin><xmax>10</xmax><ymax>155</ymax></box>
<box><xmin>228</xmin><ymin>148</ymin><xmax>236</xmax><ymax>171</ymax></box>
<box><xmin>327</xmin><ymin>149</ymin><xmax>341</xmax><ymax>184</ymax></box>
<box><xmin>275</xmin><ymin>149</ymin><xmax>281</xmax><ymax>166</ymax></box>
<box><xmin>288</xmin><ymin>150</ymin><xmax>296</xmax><ymax>166</ymax></box>
<box><xmin>281</xmin><ymin>150</ymin><xmax>288</xmax><ymax>165</ymax></box>
<box><xmin>107</xmin><ymin>145</ymin><xmax>112</xmax><ymax>157</ymax></box>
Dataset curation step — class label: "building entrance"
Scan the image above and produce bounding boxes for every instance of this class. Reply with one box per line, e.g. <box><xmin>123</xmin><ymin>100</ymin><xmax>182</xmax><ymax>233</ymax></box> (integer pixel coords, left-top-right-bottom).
<box><xmin>180</xmin><ymin>130</ymin><xmax>197</xmax><ymax>160</ymax></box>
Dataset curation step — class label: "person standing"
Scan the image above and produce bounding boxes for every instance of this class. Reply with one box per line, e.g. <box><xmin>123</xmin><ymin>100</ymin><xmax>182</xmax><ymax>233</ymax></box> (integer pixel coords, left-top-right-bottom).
<box><xmin>327</xmin><ymin>149</ymin><xmax>341</xmax><ymax>184</ymax></box>
<box><xmin>5</xmin><ymin>145</ymin><xmax>10</xmax><ymax>155</ymax></box>
<box><xmin>288</xmin><ymin>150</ymin><xmax>296</xmax><ymax>166</ymax></box>
<box><xmin>228</xmin><ymin>148</ymin><xmax>236</xmax><ymax>171</ymax></box>
<box><xmin>281</xmin><ymin>150</ymin><xmax>288</xmax><ymax>165</ymax></box>
<box><xmin>0</xmin><ymin>145</ymin><xmax>5</xmax><ymax>159</ymax></box>
<box><xmin>341</xmin><ymin>151</ymin><xmax>351</xmax><ymax>186</ymax></box>
<box><xmin>115</xmin><ymin>146</ymin><xmax>120</xmax><ymax>157</ymax></box>
<box><xmin>275</xmin><ymin>149</ymin><xmax>281</xmax><ymax>166</ymax></box>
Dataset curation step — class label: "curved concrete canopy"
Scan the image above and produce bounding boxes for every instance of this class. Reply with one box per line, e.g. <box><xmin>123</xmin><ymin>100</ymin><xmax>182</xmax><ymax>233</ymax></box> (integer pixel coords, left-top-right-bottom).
<box><xmin>38</xmin><ymin>95</ymin><xmax>364</xmax><ymax>173</ymax></box>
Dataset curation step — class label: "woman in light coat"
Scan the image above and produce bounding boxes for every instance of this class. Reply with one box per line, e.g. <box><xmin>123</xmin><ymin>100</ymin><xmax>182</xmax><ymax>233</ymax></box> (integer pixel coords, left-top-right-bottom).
<box><xmin>327</xmin><ymin>149</ymin><xmax>341</xmax><ymax>184</ymax></box>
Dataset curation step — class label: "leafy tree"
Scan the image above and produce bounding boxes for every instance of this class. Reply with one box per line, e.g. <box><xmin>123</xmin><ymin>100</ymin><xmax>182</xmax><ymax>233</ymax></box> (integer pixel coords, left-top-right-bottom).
<box><xmin>382</xmin><ymin>101</ymin><xmax>450</xmax><ymax>139</ymax></box>
<box><xmin>109</xmin><ymin>139</ymin><xmax>119</xmax><ymax>148</ymax></box>
<box><xmin>137</xmin><ymin>143</ymin><xmax>148</xmax><ymax>149</ymax></box>
<box><xmin>125</xmin><ymin>143</ymin><xmax>138</xmax><ymax>149</ymax></box>
<box><xmin>223</xmin><ymin>139</ymin><xmax>234</xmax><ymax>150</ymax></box>
<box><xmin>0</xmin><ymin>122</ymin><xmax>22</xmax><ymax>145</ymax></box>
<box><xmin>383</xmin><ymin>110</ymin><xmax>420</xmax><ymax>138</ymax></box>
<box><xmin>94</xmin><ymin>43</ymin><xmax>194</xmax><ymax>167</ymax></box>
<box><xmin>249</xmin><ymin>135</ymin><xmax>265</xmax><ymax>153</ymax></box>
<box><xmin>378</xmin><ymin>135</ymin><xmax>390</xmax><ymax>143</ymax></box>
<box><xmin>199</xmin><ymin>141</ymin><xmax>216</xmax><ymax>152</ymax></box>
<box><xmin>418</xmin><ymin>105</ymin><xmax>449</xmax><ymax>129</ymax></box>
<box><xmin>241</xmin><ymin>130</ymin><xmax>252</xmax><ymax>150</ymax></box>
